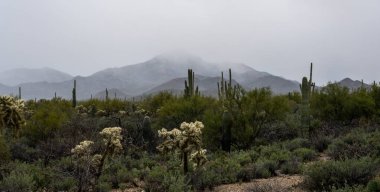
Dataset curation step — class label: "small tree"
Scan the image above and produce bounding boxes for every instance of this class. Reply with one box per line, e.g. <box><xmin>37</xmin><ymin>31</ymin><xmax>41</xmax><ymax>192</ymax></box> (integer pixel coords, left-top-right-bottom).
<box><xmin>157</xmin><ymin>121</ymin><xmax>207</xmax><ymax>174</ymax></box>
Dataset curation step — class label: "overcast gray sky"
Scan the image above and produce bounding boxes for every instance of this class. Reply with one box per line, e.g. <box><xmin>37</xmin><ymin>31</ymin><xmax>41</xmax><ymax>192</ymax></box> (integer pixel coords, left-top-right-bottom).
<box><xmin>0</xmin><ymin>0</ymin><xmax>379</xmax><ymax>85</ymax></box>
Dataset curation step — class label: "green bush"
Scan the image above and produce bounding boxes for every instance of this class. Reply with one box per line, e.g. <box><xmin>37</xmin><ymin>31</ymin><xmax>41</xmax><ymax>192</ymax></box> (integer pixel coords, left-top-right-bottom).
<box><xmin>0</xmin><ymin>136</ymin><xmax>10</xmax><ymax>164</ymax></box>
<box><xmin>230</xmin><ymin>150</ymin><xmax>254</xmax><ymax>166</ymax></box>
<box><xmin>367</xmin><ymin>176</ymin><xmax>380</xmax><ymax>192</ymax></box>
<box><xmin>0</xmin><ymin>162</ymin><xmax>38</xmax><ymax>191</ymax></box>
<box><xmin>331</xmin><ymin>185</ymin><xmax>367</xmax><ymax>192</ymax></box>
<box><xmin>191</xmin><ymin>155</ymin><xmax>241</xmax><ymax>190</ymax></box>
<box><xmin>257</xmin><ymin>144</ymin><xmax>290</xmax><ymax>164</ymax></box>
<box><xmin>280</xmin><ymin>157</ymin><xmax>302</xmax><ymax>174</ymax></box>
<box><xmin>236</xmin><ymin>164</ymin><xmax>256</xmax><ymax>182</ymax></box>
<box><xmin>312</xmin><ymin>135</ymin><xmax>332</xmax><ymax>152</ymax></box>
<box><xmin>327</xmin><ymin>131</ymin><xmax>380</xmax><ymax>160</ymax></box>
<box><xmin>50</xmin><ymin>176</ymin><xmax>76</xmax><ymax>191</ymax></box>
<box><xmin>283</xmin><ymin>138</ymin><xmax>311</xmax><ymax>151</ymax></box>
<box><xmin>49</xmin><ymin>157</ymin><xmax>77</xmax><ymax>191</ymax></box>
<box><xmin>304</xmin><ymin>157</ymin><xmax>379</xmax><ymax>191</ymax></box>
<box><xmin>145</xmin><ymin>165</ymin><xmax>191</xmax><ymax>192</ymax></box>
<box><xmin>292</xmin><ymin>148</ymin><xmax>317</xmax><ymax>162</ymax></box>
<box><xmin>254</xmin><ymin>159</ymin><xmax>278</xmax><ymax>177</ymax></box>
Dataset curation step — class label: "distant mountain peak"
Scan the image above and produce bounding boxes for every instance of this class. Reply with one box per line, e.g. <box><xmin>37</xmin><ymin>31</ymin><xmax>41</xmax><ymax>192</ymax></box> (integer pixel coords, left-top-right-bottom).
<box><xmin>337</xmin><ymin>78</ymin><xmax>368</xmax><ymax>89</ymax></box>
<box><xmin>0</xmin><ymin>67</ymin><xmax>73</xmax><ymax>86</ymax></box>
<box><xmin>340</xmin><ymin>77</ymin><xmax>354</xmax><ymax>82</ymax></box>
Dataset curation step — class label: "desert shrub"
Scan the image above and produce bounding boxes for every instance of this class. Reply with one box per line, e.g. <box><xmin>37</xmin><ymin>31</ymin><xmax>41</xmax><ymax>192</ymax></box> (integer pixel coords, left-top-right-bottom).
<box><xmin>257</xmin><ymin>144</ymin><xmax>290</xmax><ymax>164</ymax></box>
<box><xmin>254</xmin><ymin>159</ymin><xmax>278</xmax><ymax>178</ymax></box>
<box><xmin>24</xmin><ymin>99</ymin><xmax>73</xmax><ymax>143</ymax></box>
<box><xmin>283</xmin><ymin>138</ymin><xmax>311</xmax><ymax>151</ymax></box>
<box><xmin>311</xmin><ymin>84</ymin><xmax>375</xmax><ymax>122</ymax></box>
<box><xmin>0</xmin><ymin>161</ymin><xmax>43</xmax><ymax>191</ymax></box>
<box><xmin>280</xmin><ymin>157</ymin><xmax>302</xmax><ymax>174</ymax></box>
<box><xmin>327</xmin><ymin>130</ymin><xmax>380</xmax><ymax>160</ymax></box>
<box><xmin>255</xmin><ymin>117</ymin><xmax>299</xmax><ymax>144</ymax></box>
<box><xmin>292</xmin><ymin>148</ymin><xmax>317</xmax><ymax>162</ymax></box>
<box><xmin>311</xmin><ymin>135</ymin><xmax>332</xmax><ymax>152</ymax></box>
<box><xmin>50</xmin><ymin>176</ymin><xmax>76</xmax><ymax>191</ymax></box>
<box><xmin>157</xmin><ymin>96</ymin><xmax>217</xmax><ymax>130</ymax></box>
<box><xmin>190</xmin><ymin>155</ymin><xmax>241</xmax><ymax>190</ymax></box>
<box><xmin>331</xmin><ymin>185</ymin><xmax>367</xmax><ymax>192</ymax></box>
<box><xmin>9</xmin><ymin>137</ymin><xmax>40</xmax><ymax>162</ymax></box>
<box><xmin>99</xmin><ymin>158</ymin><xmax>129</xmax><ymax>189</ymax></box>
<box><xmin>49</xmin><ymin>157</ymin><xmax>77</xmax><ymax>191</ymax></box>
<box><xmin>367</xmin><ymin>176</ymin><xmax>380</xmax><ymax>192</ymax></box>
<box><xmin>145</xmin><ymin>165</ymin><xmax>191</xmax><ymax>192</ymax></box>
<box><xmin>236</xmin><ymin>164</ymin><xmax>256</xmax><ymax>182</ymax></box>
<box><xmin>0</xmin><ymin>136</ymin><xmax>10</xmax><ymax>164</ymax></box>
<box><xmin>304</xmin><ymin>157</ymin><xmax>379</xmax><ymax>191</ymax></box>
<box><xmin>96</xmin><ymin>181</ymin><xmax>112</xmax><ymax>192</ymax></box>
<box><xmin>229</xmin><ymin>150</ymin><xmax>254</xmax><ymax>166</ymax></box>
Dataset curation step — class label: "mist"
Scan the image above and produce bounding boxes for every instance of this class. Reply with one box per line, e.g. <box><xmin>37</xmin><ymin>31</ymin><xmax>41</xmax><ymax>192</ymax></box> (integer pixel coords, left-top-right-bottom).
<box><xmin>0</xmin><ymin>0</ymin><xmax>379</xmax><ymax>85</ymax></box>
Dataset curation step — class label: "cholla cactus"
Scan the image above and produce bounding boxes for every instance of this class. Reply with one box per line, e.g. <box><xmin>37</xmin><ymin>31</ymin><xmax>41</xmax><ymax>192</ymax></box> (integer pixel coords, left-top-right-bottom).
<box><xmin>95</xmin><ymin>109</ymin><xmax>107</xmax><ymax>117</ymax></box>
<box><xmin>99</xmin><ymin>127</ymin><xmax>123</xmax><ymax>153</ymax></box>
<box><xmin>71</xmin><ymin>140</ymin><xmax>94</xmax><ymax>157</ymax></box>
<box><xmin>75</xmin><ymin>105</ymin><xmax>88</xmax><ymax>115</ymax></box>
<box><xmin>70</xmin><ymin>140</ymin><xmax>95</xmax><ymax>191</ymax></box>
<box><xmin>91</xmin><ymin>154</ymin><xmax>103</xmax><ymax>167</ymax></box>
<box><xmin>71</xmin><ymin>127</ymin><xmax>123</xmax><ymax>191</ymax></box>
<box><xmin>157</xmin><ymin>121</ymin><xmax>207</xmax><ymax>173</ymax></box>
<box><xmin>0</xmin><ymin>96</ymin><xmax>25</xmax><ymax>137</ymax></box>
<box><xmin>190</xmin><ymin>149</ymin><xmax>207</xmax><ymax>168</ymax></box>
<box><xmin>157</xmin><ymin>128</ymin><xmax>179</xmax><ymax>152</ymax></box>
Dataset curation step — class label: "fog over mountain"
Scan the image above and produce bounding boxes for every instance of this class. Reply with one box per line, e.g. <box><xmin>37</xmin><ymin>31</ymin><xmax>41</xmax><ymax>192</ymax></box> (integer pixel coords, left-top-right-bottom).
<box><xmin>0</xmin><ymin>53</ymin><xmax>373</xmax><ymax>100</ymax></box>
<box><xmin>0</xmin><ymin>53</ymin><xmax>300</xmax><ymax>99</ymax></box>
<box><xmin>0</xmin><ymin>67</ymin><xmax>73</xmax><ymax>86</ymax></box>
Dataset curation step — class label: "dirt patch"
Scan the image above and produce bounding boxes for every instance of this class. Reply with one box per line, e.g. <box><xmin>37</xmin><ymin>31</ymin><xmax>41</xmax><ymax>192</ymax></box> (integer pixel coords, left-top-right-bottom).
<box><xmin>211</xmin><ymin>175</ymin><xmax>305</xmax><ymax>192</ymax></box>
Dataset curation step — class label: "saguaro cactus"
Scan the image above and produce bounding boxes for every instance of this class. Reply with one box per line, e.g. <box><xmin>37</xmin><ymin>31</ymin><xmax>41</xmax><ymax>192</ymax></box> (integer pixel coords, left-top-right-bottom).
<box><xmin>221</xmin><ymin>110</ymin><xmax>233</xmax><ymax>152</ymax></box>
<box><xmin>299</xmin><ymin>63</ymin><xmax>316</xmax><ymax>138</ymax></box>
<box><xmin>217</xmin><ymin>69</ymin><xmax>241</xmax><ymax>104</ymax></box>
<box><xmin>184</xmin><ymin>69</ymin><xmax>199</xmax><ymax>98</ymax></box>
<box><xmin>299</xmin><ymin>63</ymin><xmax>315</xmax><ymax>104</ymax></box>
<box><xmin>142</xmin><ymin>116</ymin><xmax>156</xmax><ymax>152</ymax></box>
<box><xmin>72</xmin><ymin>80</ymin><xmax>77</xmax><ymax>107</ymax></box>
<box><xmin>18</xmin><ymin>87</ymin><xmax>21</xmax><ymax>100</ymax></box>
<box><xmin>105</xmin><ymin>88</ymin><xmax>109</xmax><ymax>101</ymax></box>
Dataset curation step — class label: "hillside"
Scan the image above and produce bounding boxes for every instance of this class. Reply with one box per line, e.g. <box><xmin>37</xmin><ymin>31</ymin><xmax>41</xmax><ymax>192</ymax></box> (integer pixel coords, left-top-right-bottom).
<box><xmin>0</xmin><ymin>67</ymin><xmax>73</xmax><ymax>86</ymax></box>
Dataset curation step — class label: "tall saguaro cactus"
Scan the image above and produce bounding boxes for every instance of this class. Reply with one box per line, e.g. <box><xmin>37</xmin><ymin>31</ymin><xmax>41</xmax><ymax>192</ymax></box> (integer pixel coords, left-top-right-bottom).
<box><xmin>72</xmin><ymin>80</ymin><xmax>77</xmax><ymax>107</ymax></box>
<box><xmin>217</xmin><ymin>69</ymin><xmax>245</xmax><ymax>152</ymax></box>
<box><xmin>18</xmin><ymin>87</ymin><xmax>21</xmax><ymax>100</ymax></box>
<box><xmin>184</xmin><ymin>69</ymin><xmax>199</xmax><ymax>98</ymax></box>
<box><xmin>299</xmin><ymin>63</ymin><xmax>316</xmax><ymax>138</ymax></box>
<box><xmin>221</xmin><ymin>110</ymin><xmax>233</xmax><ymax>152</ymax></box>
<box><xmin>217</xmin><ymin>69</ymin><xmax>239</xmax><ymax>104</ymax></box>
<box><xmin>299</xmin><ymin>63</ymin><xmax>315</xmax><ymax>104</ymax></box>
<box><xmin>142</xmin><ymin>116</ymin><xmax>156</xmax><ymax>153</ymax></box>
<box><xmin>105</xmin><ymin>88</ymin><xmax>109</xmax><ymax>101</ymax></box>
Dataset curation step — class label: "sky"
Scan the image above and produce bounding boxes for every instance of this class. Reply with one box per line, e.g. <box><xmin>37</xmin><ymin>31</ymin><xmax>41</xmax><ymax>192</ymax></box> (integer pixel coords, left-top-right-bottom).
<box><xmin>0</xmin><ymin>0</ymin><xmax>379</xmax><ymax>85</ymax></box>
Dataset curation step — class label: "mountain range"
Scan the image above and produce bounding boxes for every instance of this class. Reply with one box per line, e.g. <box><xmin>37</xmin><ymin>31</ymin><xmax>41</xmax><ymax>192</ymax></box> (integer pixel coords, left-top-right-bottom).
<box><xmin>0</xmin><ymin>67</ymin><xmax>73</xmax><ymax>86</ymax></box>
<box><xmin>0</xmin><ymin>53</ymin><xmax>368</xmax><ymax>100</ymax></box>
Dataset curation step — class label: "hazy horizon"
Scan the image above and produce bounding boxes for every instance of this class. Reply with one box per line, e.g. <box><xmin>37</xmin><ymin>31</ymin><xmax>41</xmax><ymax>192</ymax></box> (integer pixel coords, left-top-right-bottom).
<box><xmin>1</xmin><ymin>0</ymin><xmax>379</xmax><ymax>85</ymax></box>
